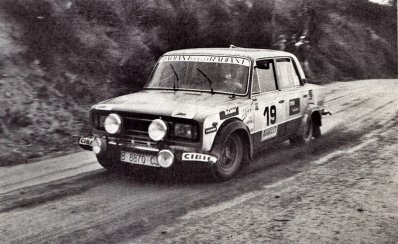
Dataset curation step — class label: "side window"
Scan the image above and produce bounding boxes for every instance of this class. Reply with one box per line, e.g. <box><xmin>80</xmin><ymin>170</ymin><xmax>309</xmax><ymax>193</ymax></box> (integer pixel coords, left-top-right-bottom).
<box><xmin>255</xmin><ymin>60</ymin><xmax>277</xmax><ymax>93</ymax></box>
<box><xmin>275</xmin><ymin>58</ymin><xmax>301</xmax><ymax>89</ymax></box>
<box><xmin>252</xmin><ymin>71</ymin><xmax>260</xmax><ymax>94</ymax></box>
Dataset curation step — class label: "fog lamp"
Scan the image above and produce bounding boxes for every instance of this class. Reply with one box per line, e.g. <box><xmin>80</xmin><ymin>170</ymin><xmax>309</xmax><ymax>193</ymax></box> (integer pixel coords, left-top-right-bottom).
<box><xmin>157</xmin><ymin>150</ymin><xmax>174</xmax><ymax>168</ymax></box>
<box><xmin>92</xmin><ymin>137</ymin><xmax>104</xmax><ymax>154</ymax></box>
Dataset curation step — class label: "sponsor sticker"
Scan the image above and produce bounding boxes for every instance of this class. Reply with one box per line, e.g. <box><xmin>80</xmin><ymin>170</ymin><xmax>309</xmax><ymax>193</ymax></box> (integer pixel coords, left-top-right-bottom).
<box><xmin>261</xmin><ymin>126</ymin><xmax>277</xmax><ymax>141</ymax></box>
<box><xmin>289</xmin><ymin>98</ymin><xmax>300</xmax><ymax>115</ymax></box>
<box><xmin>205</xmin><ymin>126</ymin><xmax>217</xmax><ymax>134</ymax></box>
<box><xmin>160</xmin><ymin>55</ymin><xmax>250</xmax><ymax>67</ymax></box>
<box><xmin>220</xmin><ymin>107</ymin><xmax>239</xmax><ymax>120</ymax></box>
<box><xmin>241</xmin><ymin>107</ymin><xmax>252</xmax><ymax>120</ymax></box>
<box><xmin>182</xmin><ymin>153</ymin><xmax>217</xmax><ymax>163</ymax></box>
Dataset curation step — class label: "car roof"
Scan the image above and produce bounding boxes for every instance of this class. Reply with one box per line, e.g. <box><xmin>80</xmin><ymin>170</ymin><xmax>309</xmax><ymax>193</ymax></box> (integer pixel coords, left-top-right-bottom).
<box><xmin>164</xmin><ymin>47</ymin><xmax>296</xmax><ymax>60</ymax></box>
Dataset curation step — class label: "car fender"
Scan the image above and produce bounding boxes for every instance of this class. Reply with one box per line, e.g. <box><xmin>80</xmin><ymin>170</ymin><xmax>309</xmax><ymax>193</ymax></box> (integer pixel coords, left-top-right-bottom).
<box><xmin>210</xmin><ymin>118</ymin><xmax>253</xmax><ymax>161</ymax></box>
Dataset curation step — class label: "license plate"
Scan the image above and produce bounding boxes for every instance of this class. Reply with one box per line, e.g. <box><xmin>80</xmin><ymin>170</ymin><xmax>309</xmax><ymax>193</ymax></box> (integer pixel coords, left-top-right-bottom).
<box><xmin>120</xmin><ymin>151</ymin><xmax>159</xmax><ymax>167</ymax></box>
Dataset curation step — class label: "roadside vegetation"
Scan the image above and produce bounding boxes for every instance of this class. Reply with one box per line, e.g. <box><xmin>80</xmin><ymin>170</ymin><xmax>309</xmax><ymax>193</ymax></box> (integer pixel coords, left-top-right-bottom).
<box><xmin>0</xmin><ymin>0</ymin><xmax>396</xmax><ymax>165</ymax></box>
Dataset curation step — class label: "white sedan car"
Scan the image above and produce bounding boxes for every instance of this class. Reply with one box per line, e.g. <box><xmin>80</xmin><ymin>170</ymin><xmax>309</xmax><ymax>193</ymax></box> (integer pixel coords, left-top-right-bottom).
<box><xmin>79</xmin><ymin>47</ymin><xmax>328</xmax><ymax>180</ymax></box>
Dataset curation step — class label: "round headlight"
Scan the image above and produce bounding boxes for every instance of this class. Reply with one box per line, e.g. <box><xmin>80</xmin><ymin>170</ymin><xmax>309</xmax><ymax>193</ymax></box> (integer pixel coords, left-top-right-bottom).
<box><xmin>104</xmin><ymin>113</ymin><xmax>122</xmax><ymax>134</ymax></box>
<box><xmin>148</xmin><ymin>119</ymin><xmax>168</xmax><ymax>141</ymax></box>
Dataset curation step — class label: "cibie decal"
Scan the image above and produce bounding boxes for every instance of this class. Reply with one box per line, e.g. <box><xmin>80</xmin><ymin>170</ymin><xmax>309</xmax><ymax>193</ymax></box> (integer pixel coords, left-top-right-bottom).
<box><xmin>79</xmin><ymin>137</ymin><xmax>93</xmax><ymax>146</ymax></box>
<box><xmin>261</xmin><ymin>126</ymin><xmax>277</xmax><ymax>141</ymax></box>
<box><xmin>182</xmin><ymin>153</ymin><xmax>217</xmax><ymax>163</ymax></box>
<box><xmin>220</xmin><ymin>107</ymin><xmax>239</xmax><ymax>120</ymax></box>
<box><xmin>205</xmin><ymin>126</ymin><xmax>217</xmax><ymax>134</ymax></box>
<box><xmin>289</xmin><ymin>98</ymin><xmax>300</xmax><ymax>115</ymax></box>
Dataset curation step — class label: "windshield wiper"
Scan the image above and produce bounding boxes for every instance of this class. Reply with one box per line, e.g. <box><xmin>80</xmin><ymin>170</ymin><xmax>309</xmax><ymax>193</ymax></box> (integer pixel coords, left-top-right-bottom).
<box><xmin>196</xmin><ymin>67</ymin><xmax>214</xmax><ymax>94</ymax></box>
<box><xmin>169</xmin><ymin>63</ymin><xmax>179</xmax><ymax>91</ymax></box>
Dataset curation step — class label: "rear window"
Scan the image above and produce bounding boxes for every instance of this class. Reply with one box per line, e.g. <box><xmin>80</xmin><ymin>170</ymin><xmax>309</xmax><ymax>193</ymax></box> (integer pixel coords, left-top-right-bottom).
<box><xmin>275</xmin><ymin>58</ymin><xmax>300</xmax><ymax>89</ymax></box>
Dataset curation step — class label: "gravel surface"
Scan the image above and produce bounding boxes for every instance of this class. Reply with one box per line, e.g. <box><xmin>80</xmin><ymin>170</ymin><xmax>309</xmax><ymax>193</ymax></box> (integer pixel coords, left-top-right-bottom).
<box><xmin>134</xmin><ymin>122</ymin><xmax>398</xmax><ymax>243</ymax></box>
<box><xmin>0</xmin><ymin>79</ymin><xmax>397</xmax><ymax>243</ymax></box>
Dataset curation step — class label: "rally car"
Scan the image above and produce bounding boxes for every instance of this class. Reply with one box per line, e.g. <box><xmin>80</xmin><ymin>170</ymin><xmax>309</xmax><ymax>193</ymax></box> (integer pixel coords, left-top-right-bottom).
<box><xmin>79</xmin><ymin>47</ymin><xmax>328</xmax><ymax>180</ymax></box>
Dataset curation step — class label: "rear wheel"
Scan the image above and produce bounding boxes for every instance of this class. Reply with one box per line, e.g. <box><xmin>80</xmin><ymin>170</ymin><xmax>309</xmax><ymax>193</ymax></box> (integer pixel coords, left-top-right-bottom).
<box><xmin>212</xmin><ymin>133</ymin><xmax>243</xmax><ymax>180</ymax></box>
<box><xmin>290</xmin><ymin>117</ymin><xmax>320</xmax><ymax>145</ymax></box>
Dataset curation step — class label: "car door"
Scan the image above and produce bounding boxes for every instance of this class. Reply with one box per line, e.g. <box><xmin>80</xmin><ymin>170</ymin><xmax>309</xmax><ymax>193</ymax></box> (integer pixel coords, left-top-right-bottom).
<box><xmin>274</xmin><ymin>57</ymin><xmax>309</xmax><ymax>137</ymax></box>
<box><xmin>251</xmin><ymin>59</ymin><xmax>287</xmax><ymax>149</ymax></box>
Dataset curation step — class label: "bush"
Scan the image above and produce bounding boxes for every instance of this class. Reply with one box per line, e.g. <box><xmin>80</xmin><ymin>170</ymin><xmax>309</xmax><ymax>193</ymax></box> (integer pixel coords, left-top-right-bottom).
<box><xmin>7</xmin><ymin>110</ymin><xmax>33</xmax><ymax>127</ymax></box>
<box><xmin>0</xmin><ymin>0</ymin><xmax>396</xmax><ymax>102</ymax></box>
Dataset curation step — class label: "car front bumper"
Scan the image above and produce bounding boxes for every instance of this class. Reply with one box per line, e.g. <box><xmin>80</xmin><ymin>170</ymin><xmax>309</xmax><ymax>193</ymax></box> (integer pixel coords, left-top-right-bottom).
<box><xmin>78</xmin><ymin>136</ymin><xmax>218</xmax><ymax>168</ymax></box>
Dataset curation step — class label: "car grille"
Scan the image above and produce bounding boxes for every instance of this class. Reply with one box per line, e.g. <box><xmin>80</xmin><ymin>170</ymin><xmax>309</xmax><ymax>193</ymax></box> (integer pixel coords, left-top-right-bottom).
<box><xmin>122</xmin><ymin>116</ymin><xmax>172</xmax><ymax>138</ymax></box>
<box><xmin>91</xmin><ymin>110</ymin><xmax>199</xmax><ymax>142</ymax></box>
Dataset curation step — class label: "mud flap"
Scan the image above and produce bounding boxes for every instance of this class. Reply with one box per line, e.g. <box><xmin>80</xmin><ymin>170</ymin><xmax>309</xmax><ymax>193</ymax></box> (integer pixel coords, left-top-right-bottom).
<box><xmin>322</xmin><ymin>110</ymin><xmax>332</xmax><ymax>116</ymax></box>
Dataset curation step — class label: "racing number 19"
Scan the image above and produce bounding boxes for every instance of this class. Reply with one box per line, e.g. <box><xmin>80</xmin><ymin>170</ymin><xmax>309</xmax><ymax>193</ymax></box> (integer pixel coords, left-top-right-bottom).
<box><xmin>263</xmin><ymin>105</ymin><xmax>276</xmax><ymax>126</ymax></box>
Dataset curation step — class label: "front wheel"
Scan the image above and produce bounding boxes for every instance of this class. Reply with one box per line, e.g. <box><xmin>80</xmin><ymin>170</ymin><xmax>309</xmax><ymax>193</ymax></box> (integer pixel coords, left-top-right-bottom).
<box><xmin>212</xmin><ymin>133</ymin><xmax>244</xmax><ymax>181</ymax></box>
<box><xmin>96</xmin><ymin>155</ymin><xmax>123</xmax><ymax>172</ymax></box>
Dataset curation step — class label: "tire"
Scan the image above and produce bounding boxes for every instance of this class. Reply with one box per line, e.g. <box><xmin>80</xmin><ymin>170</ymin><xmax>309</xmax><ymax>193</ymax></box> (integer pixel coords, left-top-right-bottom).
<box><xmin>212</xmin><ymin>133</ymin><xmax>244</xmax><ymax>180</ymax></box>
<box><xmin>290</xmin><ymin>117</ymin><xmax>320</xmax><ymax>145</ymax></box>
<box><xmin>96</xmin><ymin>155</ymin><xmax>122</xmax><ymax>172</ymax></box>
<box><xmin>313</xmin><ymin>123</ymin><xmax>322</xmax><ymax>139</ymax></box>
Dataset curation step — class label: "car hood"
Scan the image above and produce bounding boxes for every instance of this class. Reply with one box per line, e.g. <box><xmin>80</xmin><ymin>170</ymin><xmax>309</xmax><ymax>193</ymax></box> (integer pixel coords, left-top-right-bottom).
<box><xmin>93</xmin><ymin>90</ymin><xmax>244</xmax><ymax>120</ymax></box>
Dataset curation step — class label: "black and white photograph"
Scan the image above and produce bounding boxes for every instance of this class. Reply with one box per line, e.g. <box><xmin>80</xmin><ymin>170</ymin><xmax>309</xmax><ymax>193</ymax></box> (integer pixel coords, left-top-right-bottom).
<box><xmin>0</xmin><ymin>0</ymin><xmax>397</xmax><ymax>243</ymax></box>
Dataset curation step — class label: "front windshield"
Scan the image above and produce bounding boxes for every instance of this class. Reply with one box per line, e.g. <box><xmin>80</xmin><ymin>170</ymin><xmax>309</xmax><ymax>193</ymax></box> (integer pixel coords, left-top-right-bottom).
<box><xmin>146</xmin><ymin>55</ymin><xmax>250</xmax><ymax>94</ymax></box>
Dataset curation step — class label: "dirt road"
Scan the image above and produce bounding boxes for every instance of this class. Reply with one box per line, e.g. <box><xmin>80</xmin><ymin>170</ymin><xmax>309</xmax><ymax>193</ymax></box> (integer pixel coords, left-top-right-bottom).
<box><xmin>1</xmin><ymin>79</ymin><xmax>397</xmax><ymax>243</ymax></box>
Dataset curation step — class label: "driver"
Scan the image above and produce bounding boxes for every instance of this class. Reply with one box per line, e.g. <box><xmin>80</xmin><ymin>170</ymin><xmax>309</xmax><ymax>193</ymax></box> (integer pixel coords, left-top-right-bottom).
<box><xmin>222</xmin><ymin>64</ymin><xmax>244</xmax><ymax>93</ymax></box>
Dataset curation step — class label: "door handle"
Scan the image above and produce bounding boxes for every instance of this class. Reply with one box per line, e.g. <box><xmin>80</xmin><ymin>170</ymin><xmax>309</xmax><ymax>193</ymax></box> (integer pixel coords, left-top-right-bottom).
<box><xmin>279</xmin><ymin>100</ymin><xmax>284</xmax><ymax>103</ymax></box>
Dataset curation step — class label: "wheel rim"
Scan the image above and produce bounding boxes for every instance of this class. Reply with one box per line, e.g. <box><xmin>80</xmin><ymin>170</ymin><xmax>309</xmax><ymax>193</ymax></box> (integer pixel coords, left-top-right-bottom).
<box><xmin>219</xmin><ymin>137</ymin><xmax>238</xmax><ymax>172</ymax></box>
